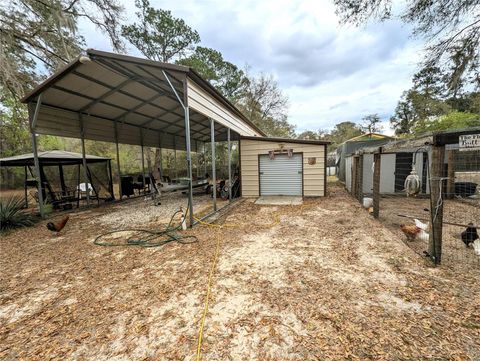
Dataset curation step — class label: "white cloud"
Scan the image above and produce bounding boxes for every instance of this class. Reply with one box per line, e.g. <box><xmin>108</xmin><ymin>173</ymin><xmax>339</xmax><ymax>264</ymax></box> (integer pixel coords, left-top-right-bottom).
<box><xmin>78</xmin><ymin>0</ymin><xmax>425</xmax><ymax>135</ymax></box>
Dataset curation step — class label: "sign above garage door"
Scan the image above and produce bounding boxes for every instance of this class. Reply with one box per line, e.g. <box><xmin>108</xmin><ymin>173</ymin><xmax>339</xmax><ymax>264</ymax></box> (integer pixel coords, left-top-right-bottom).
<box><xmin>259</xmin><ymin>153</ymin><xmax>303</xmax><ymax>196</ymax></box>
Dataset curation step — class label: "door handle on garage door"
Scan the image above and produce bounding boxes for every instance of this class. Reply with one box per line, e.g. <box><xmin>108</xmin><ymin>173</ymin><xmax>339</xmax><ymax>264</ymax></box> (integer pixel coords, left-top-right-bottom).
<box><xmin>298</xmin><ymin>171</ymin><xmax>302</xmax><ymax>174</ymax></box>
<box><xmin>259</xmin><ymin>172</ymin><xmax>264</xmax><ymax>175</ymax></box>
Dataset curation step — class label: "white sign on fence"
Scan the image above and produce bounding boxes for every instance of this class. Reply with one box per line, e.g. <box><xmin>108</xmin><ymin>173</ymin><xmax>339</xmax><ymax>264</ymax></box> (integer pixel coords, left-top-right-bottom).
<box><xmin>459</xmin><ymin>134</ymin><xmax>480</xmax><ymax>151</ymax></box>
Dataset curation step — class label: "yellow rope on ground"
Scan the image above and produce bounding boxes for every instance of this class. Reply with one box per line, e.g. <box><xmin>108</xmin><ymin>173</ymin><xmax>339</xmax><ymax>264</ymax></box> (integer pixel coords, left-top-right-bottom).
<box><xmin>196</xmin><ymin>225</ymin><xmax>221</xmax><ymax>361</ymax></box>
<box><xmin>193</xmin><ymin>215</ymin><xmax>239</xmax><ymax>228</ymax></box>
<box><xmin>194</xmin><ymin>205</ymin><xmax>284</xmax><ymax>360</ymax></box>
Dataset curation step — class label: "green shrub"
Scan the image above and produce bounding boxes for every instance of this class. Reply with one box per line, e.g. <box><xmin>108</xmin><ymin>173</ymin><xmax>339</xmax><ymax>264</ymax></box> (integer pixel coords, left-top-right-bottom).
<box><xmin>0</xmin><ymin>196</ymin><xmax>37</xmax><ymax>231</ymax></box>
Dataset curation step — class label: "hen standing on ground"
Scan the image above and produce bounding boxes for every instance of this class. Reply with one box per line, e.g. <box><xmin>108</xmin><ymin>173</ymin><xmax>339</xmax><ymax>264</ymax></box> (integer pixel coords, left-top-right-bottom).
<box><xmin>46</xmin><ymin>216</ymin><xmax>69</xmax><ymax>236</ymax></box>
<box><xmin>461</xmin><ymin>223</ymin><xmax>479</xmax><ymax>247</ymax></box>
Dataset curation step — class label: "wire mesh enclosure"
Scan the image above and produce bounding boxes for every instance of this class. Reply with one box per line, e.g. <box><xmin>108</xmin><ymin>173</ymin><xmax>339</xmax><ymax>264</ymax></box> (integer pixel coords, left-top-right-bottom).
<box><xmin>344</xmin><ymin>129</ymin><xmax>480</xmax><ymax>269</ymax></box>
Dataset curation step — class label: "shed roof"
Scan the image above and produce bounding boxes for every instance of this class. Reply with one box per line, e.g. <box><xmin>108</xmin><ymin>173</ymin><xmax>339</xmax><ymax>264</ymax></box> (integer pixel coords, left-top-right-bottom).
<box><xmin>241</xmin><ymin>136</ymin><xmax>330</xmax><ymax>145</ymax></box>
<box><xmin>21</xmin><ymin>49</ymin><xmax>264</xmax><ymax>151</ymax></box>
<box><xmin>0</xmin><ymin>150</ymin><xmax>110</xmax><ymax>167</ymax></box>
<box><xmin>342</xmin><ymin>132</ymin><xmax>393</xmax><ymax>144</ymax></box>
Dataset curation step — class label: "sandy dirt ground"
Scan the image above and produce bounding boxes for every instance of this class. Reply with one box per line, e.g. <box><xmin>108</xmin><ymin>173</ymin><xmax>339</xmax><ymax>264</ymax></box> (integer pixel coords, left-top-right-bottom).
<box><xmin>1</xmin><ymin>185</ymin><xmax>479</xmax><ymax>360</ymax></box>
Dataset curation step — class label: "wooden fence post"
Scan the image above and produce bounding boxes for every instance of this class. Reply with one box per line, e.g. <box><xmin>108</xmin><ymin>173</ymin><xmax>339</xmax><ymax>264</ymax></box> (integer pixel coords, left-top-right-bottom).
<box><xmin>429</xmin><ymin>145</ymin><xmax>445</xmax><ymax>265</ymax></box>
<box><xmin>357</xmin><ymin>154</ymin><xmax>364</xmax><ymax>203</ymax></box>
<box><xmin>373</xmin><ymin>150</ymin><xmax>381</xmax><ymax>218</ymax></box>
<box><xmin>351</xmin><ymin>155</ymin><xmax>357</xmax><ymax>196</ymax></box>
<box><xmin>446</xmin><ymin>149</ymin><xmax>455</xmax><ymax>199</ymax></box>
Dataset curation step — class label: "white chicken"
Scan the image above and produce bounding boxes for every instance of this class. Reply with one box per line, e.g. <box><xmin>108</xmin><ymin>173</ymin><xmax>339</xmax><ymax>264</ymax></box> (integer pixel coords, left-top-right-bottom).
<box><xmin>363</xmin><ymin>197</ymin><xmax>373</xmax><ymax>209</ymax></box>
<box><xmin>413</xmin><ymin>219</ymin><xmax>429</xmax><ymax>242</ymax></box>
<box><xmin>473</xmin><ymin>240</ymin><xmax>480</xmax><ymax>256</ymax></box>
<box><xmin>414</xmin><ymin>218</ymin><xmax>429</xmax><ymax>231</ymax></box>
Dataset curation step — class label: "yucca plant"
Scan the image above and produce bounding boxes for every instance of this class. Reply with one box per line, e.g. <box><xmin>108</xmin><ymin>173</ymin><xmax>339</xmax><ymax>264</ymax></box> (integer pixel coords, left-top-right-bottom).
<box><xmin>0</xmin><ymin>196</ymin><xmax>37</xmax><ymax>231</ymax></box>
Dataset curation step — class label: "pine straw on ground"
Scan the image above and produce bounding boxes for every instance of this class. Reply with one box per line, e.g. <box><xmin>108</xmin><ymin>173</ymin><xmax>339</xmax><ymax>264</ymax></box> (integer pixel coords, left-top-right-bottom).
<box><xmin>0</xmin><ymin>185</ymin><xmax>479</xmax><ymax>360</ymax></box>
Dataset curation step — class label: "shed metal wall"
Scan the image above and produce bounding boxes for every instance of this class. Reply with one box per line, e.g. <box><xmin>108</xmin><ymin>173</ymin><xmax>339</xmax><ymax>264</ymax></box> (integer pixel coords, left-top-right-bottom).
<box><xmin>187</xmin><ymin>79</ymin><xmax>261</xmax><ymax>137</ymax></box>
<box><xmin>240</xmin><ymin>139</ymin><xmax>326</xmax><ymax>197</ymax></box>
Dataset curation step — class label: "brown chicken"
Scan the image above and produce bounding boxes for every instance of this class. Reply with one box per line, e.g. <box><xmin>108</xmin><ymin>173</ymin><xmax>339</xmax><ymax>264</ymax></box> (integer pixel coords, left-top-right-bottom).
<box><xmin>400</xmin><ymin>224</ymin><xmax>421</xmax><ymax>241</ymax></box>
<box><xmin>46</xmin><ymin>216</ymin><xmax>69</xmax><ymax>235</ymax></box>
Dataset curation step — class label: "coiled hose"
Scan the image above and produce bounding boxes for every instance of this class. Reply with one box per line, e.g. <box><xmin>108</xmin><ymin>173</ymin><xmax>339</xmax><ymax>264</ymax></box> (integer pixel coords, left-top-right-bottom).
<box><xmin>93</xmin><ymin>208</ymin><xmax>197</xmax><ymax>247</ymax></box>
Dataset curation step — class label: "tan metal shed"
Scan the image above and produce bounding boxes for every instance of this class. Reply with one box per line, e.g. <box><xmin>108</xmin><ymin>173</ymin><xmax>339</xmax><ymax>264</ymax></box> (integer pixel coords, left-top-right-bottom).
<box><xmin>240</xmin><ymin>137</ymin><xmax>329</xmax><ymax>197</ymax></box>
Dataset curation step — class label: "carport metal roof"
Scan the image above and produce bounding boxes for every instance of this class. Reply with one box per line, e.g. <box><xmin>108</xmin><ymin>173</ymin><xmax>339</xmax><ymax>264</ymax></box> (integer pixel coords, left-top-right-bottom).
<box><xmin>22</xmin><ymin>49</ymin><xmax>264</xmax><ymax>151</ymax></box>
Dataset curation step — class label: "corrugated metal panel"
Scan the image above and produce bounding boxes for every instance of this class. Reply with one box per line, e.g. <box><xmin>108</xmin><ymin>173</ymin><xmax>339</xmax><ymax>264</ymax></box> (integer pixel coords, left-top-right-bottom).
<box><xmin>187</xmin><ymin>79</ymin><xmax>262</xmax><ymax>137</ymax></box>
<box><xmin>259</xmin><ymin>154</ymin><xmax>302</xmax><ymax>196</ymax></box>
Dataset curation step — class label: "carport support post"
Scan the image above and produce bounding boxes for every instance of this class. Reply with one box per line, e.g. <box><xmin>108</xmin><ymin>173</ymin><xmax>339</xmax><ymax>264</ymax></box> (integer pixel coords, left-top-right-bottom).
<box><xmin>184</xmin><ymin>105</ymin><xmax>194</xmax><ymax>227</ymax></box>
<box><xmin>140</xmin><ymin>129</ymin><xmax>146</xmax><ymax>192</ymax></box>
<box><xmin>158</xmin><ymin>133</ymin><xmax>163</xmax><ymax>181</ymax></box>
<box><xmin>29</xmin><ymin>95</ymin><xmax>44</xmax><ymax>217</ymax></box>
<box><xmin>114</xmin><ymin>120</ymin><xmax>122</xmax><ymax>199</ymax></box>
<box><xmin>210</xmin><ymin>118</ymin><xmax>217</xmax><ymax>211</ymax></box>
<box><xmin>173</xmin><ymin>137</ymin><xmax>178</xmax><ymax>180</ymax></box>
<box><xmin>373</xmin><ymin>149</ymin><xmax>382</xmax><ymax>219</ymax></box>
<box><xmin>228</xmin><ymin>128</ymin><xmax>232</xmax><ymax>201</ymax></box>
<box><xmin>79</xmin><ymin>114</ymin><xmax>90</xmax><ymax>206</ymax></box>
<box><xmin>428</xmin><ymin>145</ymin><xmax>445</xmax><ymax>265</ymax></box>
<box><xmin>203</xmin><ymin>142</ymin><xmax>207</xmax><ymax>176</ymax></box>
<box><xmin>195</xmin><ymin>140</ymin><xmax>200</xmax><ymax>178</ymax></box>
<box><xmin>162</xmin><ymin>70</ymin><xmax>194</xmax><ymax>225</ymax></box>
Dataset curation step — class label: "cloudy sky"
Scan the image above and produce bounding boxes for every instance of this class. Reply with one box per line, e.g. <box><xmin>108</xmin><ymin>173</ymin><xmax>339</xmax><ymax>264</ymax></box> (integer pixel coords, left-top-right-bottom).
<box><xmin>80</xmin><ymin>0</ymin><xmax>425</xmax><ymax>135</ymax></box>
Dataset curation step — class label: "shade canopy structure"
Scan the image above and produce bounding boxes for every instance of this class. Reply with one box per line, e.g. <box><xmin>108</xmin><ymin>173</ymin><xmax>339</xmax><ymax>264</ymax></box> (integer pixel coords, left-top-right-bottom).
<box><xmin>1</xmin><ymin>150</ymin><xmax>114</xmax><ymax>210</ymax></box>
<box><xmin>22</xmin><ymin>49</ymin><xmax>263</xmax><ymax>222</ymax></box>
<box><xmin>22</xmin><ymin>49</ymin><xmax>264</xmax><ymax>149</ymax></box>
<box><xmin>0</xmin><ymin>150</ymin><xmax>110</xmax><ymax>167</ymax></box>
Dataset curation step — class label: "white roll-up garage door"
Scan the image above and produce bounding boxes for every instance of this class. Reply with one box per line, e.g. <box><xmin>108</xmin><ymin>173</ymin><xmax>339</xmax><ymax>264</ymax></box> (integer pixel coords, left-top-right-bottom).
<box><xmin>259</xmin><ymin>153</ymin><xmax>303</xmax><ymax>196</ymax></box>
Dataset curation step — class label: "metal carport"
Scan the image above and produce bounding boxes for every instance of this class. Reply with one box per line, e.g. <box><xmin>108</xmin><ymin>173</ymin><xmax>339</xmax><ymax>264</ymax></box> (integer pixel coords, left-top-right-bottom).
<box><xmin>22</xmin><ymin>49</ymin><xmax>265</xmax><ymax>223</ymax></box>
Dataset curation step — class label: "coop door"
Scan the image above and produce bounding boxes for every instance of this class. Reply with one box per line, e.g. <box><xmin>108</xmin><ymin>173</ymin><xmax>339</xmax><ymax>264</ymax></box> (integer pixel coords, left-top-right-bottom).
<box><xmin>394</xmin><ymin>153</ymin><xmax>414</xmax><ymax>192</ymax></box>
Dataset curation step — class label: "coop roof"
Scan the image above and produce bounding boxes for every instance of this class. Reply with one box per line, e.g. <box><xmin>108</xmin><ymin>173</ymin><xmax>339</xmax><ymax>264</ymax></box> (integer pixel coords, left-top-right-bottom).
<box><xmin>356</xmin><ymin>126</ymin><xmax>480</xmax><ymax>154</ymax></box>
<box><xmin>0</xmin><ymin>150</ymin><xmax>110</xmax><ymax>167</ymax></box>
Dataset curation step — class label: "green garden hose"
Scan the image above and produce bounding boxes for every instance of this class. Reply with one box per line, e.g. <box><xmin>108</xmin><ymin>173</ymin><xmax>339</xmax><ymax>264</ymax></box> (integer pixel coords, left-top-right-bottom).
<box><xmin>93</xmin><ymin>209</ymin><xmax>198</xmax><ymax>247</ymax></box>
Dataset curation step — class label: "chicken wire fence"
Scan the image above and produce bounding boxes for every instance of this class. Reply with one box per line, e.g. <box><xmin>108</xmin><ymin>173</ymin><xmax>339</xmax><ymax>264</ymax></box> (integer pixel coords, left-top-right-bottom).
<box><xmin>346</xmin><ymin>146</ymin><xmax>480</xmax><ymax>268</ymax></box>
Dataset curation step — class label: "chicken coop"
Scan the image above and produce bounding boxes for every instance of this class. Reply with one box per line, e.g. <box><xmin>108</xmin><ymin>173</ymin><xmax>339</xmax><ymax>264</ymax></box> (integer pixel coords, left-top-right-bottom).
<box><xmin>336</xmin><ymin>132</ymin><xmax>393</xmax><ymax>183</ymax></box>
<box><xmin>344</xmin><ymin>127</ymin><xmax>480</xmax><ymax>268</ymax></box>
